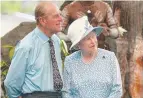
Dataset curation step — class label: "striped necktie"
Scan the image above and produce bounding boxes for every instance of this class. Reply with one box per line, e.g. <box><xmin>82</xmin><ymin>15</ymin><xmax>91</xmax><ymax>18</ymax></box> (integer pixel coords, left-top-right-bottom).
<box><xmin>48</xmin><ymin>38</ymin><xmax>63</xmax><ymax>91</ymax></box>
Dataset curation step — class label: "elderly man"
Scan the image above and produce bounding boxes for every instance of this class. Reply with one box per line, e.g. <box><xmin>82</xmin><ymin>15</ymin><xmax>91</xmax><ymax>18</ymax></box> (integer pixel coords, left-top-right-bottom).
<box><xmin>4</xmin><ymin>2</ymin><xmax>63</xmax><ymax>98</ymax></box>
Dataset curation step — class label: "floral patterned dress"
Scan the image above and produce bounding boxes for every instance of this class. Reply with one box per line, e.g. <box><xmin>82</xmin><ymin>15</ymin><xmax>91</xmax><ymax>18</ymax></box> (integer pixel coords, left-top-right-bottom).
<box><xmin>63</xmin><ymin>48</ymin><xmax>122</xmax><ymax>98</ymax></box>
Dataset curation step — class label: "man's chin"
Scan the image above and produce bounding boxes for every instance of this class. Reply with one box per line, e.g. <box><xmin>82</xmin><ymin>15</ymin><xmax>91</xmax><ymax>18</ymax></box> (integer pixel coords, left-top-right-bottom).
<box><xmin>54</xmin><ymin>29</ymin><xmax>62</xmax><ymax>33</ymax></box>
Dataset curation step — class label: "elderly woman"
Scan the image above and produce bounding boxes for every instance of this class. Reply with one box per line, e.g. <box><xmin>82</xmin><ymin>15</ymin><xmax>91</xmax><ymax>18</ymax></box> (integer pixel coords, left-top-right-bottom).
<box><xmin>63</xmin><ymin>16</ymin><xmax>122</xmax><ymax>98</ymax></box>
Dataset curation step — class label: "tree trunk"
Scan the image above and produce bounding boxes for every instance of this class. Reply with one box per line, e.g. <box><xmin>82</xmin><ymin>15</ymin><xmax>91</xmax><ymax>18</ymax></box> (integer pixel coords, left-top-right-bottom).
<box><xmin>113</xmin><ymin>1</ymin><xmax>143</xmax><ymax>98</ymax></box>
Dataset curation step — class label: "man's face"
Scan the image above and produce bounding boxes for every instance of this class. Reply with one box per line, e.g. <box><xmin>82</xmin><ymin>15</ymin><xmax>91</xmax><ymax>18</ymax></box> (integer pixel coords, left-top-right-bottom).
<box><xmin>79</xmin><ymin>32</ymin><xmax>98</xmax><ymax>54</ymax></box>
<box><xmin>42</xmin><ymin>6</ymin><xmax>63</xmax><ymax>34</ymax></box>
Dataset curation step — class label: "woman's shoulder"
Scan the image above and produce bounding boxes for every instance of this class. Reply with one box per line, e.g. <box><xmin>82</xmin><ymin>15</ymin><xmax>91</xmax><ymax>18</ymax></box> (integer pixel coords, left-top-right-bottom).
<box><xmin>98</xmin><ymin>48</ymin><xmax>114</xmax><ymax>55</ymax></box>
<box><xmin>97</xmin><ymin>48</ymin><xmax>116</xmax><ymax>60</ymax></box>
<box><xmin>65</xmin><ymin>50</ymin><xmax>81</xmax><ymax>61</ymax></box>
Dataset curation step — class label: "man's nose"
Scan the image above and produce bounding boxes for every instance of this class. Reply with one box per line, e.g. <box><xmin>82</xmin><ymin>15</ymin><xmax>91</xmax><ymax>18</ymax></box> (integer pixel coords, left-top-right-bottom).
<box><xmin>58</xmin><ymin>14</ymin><xmax>63</xmax><ymax>22</ymax></box>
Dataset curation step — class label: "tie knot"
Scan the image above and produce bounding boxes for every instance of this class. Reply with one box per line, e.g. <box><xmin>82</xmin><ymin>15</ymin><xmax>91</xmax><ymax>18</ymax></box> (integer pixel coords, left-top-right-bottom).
<box><xmin>48</xmin><ymin>38</ymin><xmax>53</xmax><ymax>43</ymax></box>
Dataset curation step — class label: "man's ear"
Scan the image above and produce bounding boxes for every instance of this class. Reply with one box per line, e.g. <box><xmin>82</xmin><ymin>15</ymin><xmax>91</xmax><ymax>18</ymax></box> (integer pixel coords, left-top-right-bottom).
<box><xmin>39</xmin><ymin>17</ymin><xmax>46</xmax><ymax>26</ymax></box>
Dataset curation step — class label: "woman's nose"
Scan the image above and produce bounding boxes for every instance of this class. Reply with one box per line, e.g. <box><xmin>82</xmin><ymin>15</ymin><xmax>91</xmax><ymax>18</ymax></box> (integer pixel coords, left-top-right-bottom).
<box><xmin>90</xmin><ymin>37</ymin><xmax>95</xmax><ymax>43</ymax></box>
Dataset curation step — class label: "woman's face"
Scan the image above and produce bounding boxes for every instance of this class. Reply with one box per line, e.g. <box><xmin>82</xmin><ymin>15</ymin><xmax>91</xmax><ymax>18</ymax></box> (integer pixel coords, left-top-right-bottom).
<box><xmin>79</xmin><ymin>32</ymin><xmax>98</xmax><ymax>54</ymax></box>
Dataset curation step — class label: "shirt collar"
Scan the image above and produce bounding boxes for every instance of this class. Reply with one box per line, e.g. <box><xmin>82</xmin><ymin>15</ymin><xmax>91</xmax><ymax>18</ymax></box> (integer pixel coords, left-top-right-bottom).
<box><xmin>35</xmin><ymin>27</ymin><xmax>50</xmax><ymax>43</ymax></box>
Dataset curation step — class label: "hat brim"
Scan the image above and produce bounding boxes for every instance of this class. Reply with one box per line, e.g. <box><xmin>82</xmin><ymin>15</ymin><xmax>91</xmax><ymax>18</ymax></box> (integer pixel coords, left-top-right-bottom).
<box><xmin>92</xmin><ymin>26</ymin><xmax>103</xmax><ymax>36</ymax></box>
<box><xmin>70</xmin><ymin>26</ymin><xmax>103</xmax><ymax>49</ymax></box>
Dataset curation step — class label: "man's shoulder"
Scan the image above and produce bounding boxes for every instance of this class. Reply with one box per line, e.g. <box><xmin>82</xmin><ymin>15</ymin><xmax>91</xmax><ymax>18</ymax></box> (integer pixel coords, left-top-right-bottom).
<box><xmin>64</xmin><ymin>1</ymin><xmax>81</xmax><ymax>10</ymax></box>
<box><xmin>95</xmin><ymin>1</ymin><xmax>109</xmax><ymax>5</ymax></box>
<box><xmin>65</xmin><ymin>1</ymin><xmax>109</xmax><ymax>8</ymax></box>
<box><xmin>94</xmin><ymin>1</ymin><xmax>109</xmax><ymax>9</ymax></box>
<box><xmin>100</xmin><ymin>1</ymin><xmax>110</xmax><ymax>8</ymax></box>
<box><xmin>16</xmin><ymin>30</ymin><xmax>36</xmax><ymax>50</ymax></box>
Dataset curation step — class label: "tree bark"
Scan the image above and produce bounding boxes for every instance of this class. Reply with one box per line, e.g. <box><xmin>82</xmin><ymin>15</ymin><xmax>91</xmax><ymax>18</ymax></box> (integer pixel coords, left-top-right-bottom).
<box><xmin>113</xmin><ymin>1</ymin><xmax>143</xmax><ymax>98</ymax></box>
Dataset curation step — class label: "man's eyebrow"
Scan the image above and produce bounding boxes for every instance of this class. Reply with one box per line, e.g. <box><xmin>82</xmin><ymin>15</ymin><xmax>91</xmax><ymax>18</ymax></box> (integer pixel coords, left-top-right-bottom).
<box><xmin>53</xmin><ymin>11</ymin><xmax>61</xmax><ymax>15</ymax></box>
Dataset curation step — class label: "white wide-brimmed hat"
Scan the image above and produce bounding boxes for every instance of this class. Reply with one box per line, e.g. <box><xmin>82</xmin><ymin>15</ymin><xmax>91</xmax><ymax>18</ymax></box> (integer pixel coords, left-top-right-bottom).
<box><xmin>67</xmin><ymin>16</ymin><xmax>103</xmax><ymax>49</ymax></box>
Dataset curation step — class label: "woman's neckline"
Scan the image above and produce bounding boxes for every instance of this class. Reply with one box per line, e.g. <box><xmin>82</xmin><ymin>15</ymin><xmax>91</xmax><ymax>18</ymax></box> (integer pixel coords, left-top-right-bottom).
<box><xmin>80</xmin><ymin>50</ymin><xmax>98</xmax><ymax>65</ymax></box>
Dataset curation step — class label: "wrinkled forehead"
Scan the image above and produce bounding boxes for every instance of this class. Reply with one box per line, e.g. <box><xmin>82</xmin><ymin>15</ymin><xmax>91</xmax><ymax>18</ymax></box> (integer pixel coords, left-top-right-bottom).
<box><xmin>52</xmin><ymin>9</ymin><xmax>61</xmax><ymax>16</ymax></box>
<box><xmin>45</xmin><ymin>4</ymin><xmax>61</xmax><ymax>16</ymax></box>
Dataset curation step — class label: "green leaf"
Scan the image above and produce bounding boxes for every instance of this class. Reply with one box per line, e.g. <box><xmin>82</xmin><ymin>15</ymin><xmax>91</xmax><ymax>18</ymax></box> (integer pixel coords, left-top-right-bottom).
<box><xmin>60</xmin><ymin>40</ymin><xmax>70</xmax><ymax>71</ymax></box>
<box><xmin>2</xmin><ymin>45</ymin><xmax>15</xmax><ymax>60</ymax></box>
<box><xmin>9</xmin><ymin>47</ymin><xmax>15</xmax><ymax>60</ymax></box>
<box><xmin>0</xmin><ymin>61</ymin><xmax>7</xmax><ymax>67</ymax></box>
<box><xmin>2</xmin><ymin>45</ymin><xmax>14</xmax><ymax>49</ymax></box>
<box><xmin>2</xmin><ymin>70</ymin><xmax>8</xmax><ymax>76</ymax></box>
<box><xmin>60</xmin><ymin>40</ymin><xmax>69</xmax><ymax>56</ymax></box>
